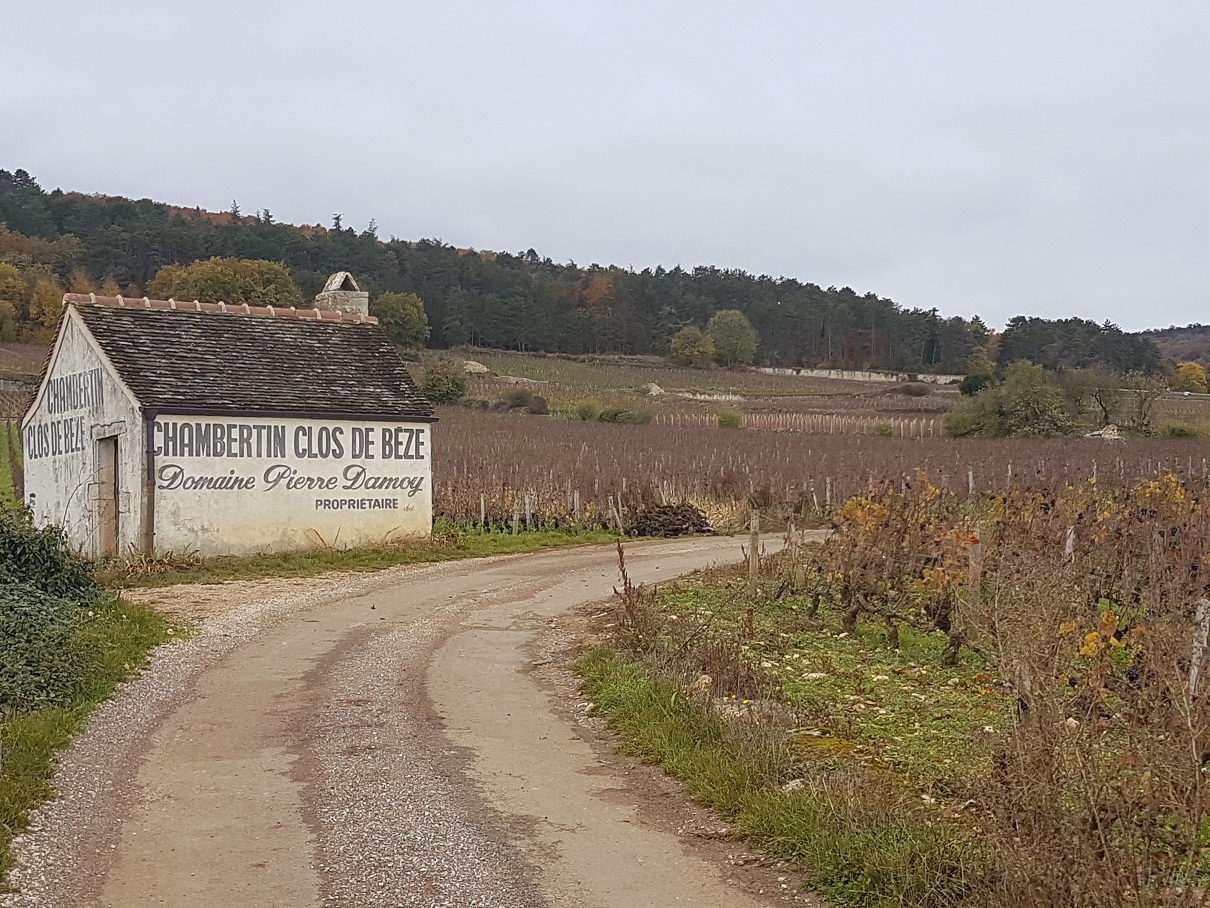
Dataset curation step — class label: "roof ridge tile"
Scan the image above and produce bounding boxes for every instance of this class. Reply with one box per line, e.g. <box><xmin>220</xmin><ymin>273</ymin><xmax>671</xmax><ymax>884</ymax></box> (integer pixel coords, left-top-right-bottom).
<box><xmin>61</xmin><ymin>293</ymin><xmax>378</xmax><ymax>326</ymax></box>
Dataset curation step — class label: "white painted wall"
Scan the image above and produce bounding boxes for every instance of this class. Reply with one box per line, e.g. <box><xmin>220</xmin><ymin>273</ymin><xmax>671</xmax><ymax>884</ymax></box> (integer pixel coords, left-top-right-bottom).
<box><xmin>21</xmin><ymin>310</ymin><xmax>145</xmax><ymax>558</ymax></box>
<box><xmin>756</xmin><ymin>367</ymin><xmax>965</xmax><ymax>385</ymax></box>
<box><xmin>151</xmin><ymin>415</ymin><xmax>433</xmax><ymax>556</ymax></box>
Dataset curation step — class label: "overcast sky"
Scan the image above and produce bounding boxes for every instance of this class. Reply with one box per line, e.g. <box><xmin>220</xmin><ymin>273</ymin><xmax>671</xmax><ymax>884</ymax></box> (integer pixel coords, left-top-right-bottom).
<box><xmin>2</xmin><ymin>1</ymin><xmax>1207</xmax><ymax>331</ymax></box>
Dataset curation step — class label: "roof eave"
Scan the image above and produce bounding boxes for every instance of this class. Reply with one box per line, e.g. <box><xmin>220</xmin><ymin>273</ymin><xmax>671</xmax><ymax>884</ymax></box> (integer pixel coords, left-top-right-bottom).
<box><xmin>142</xmin><ymin>405</ymin><xmax>438</xmax><ymax>424</ymax></box>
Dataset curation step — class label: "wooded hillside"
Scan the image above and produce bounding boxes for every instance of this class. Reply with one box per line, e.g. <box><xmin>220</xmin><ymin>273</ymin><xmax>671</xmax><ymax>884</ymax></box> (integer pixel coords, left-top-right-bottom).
<box><xmin>0</xmin><ymin>169</ymin><xmax>987</xmax><ymax>372</ymax></box>
<box><xmin>1142</xmin><ymin>325</ymin><xmax>1210</xmax><ymax>369</ymax></box>
<box><xmin>0</xmin><ymin>168</ymin><xmax>1170</xmax><ymax>377</ymax></box>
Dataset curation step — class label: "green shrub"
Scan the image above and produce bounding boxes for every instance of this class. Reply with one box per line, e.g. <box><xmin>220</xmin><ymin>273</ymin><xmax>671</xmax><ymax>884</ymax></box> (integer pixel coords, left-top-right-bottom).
<box><xmin>0</xmin><ymin>589</ymin><xmax>171</xmax><ymax>879</ymax></box>
<box><xmin>575</xmin><ymin>400</ymin><xmax>603</xmax><ymax>421</ymax></box>
<box><xmin>0</xmin><ymin>584</ymin><xmax>92</xmax><ymax>716</ymax></box>
<box><xmin>959</xmin><ymin>373</ymin><xmax>993</xmax><ymax>396</ymax></box>
<box><xmin>1157</xmin><ymin>422</ymin><xmax>1204</xmax><ymax>439</ymax></box>
<box><xmin>421</xmin><ymin>361</ymin><xmax>467</xmax><ymax>404</ymax></box>
<box><xmin>945</xmin><ymin>362</ymin><xmax>1074</xmax><ymax>437</ymax></box>
<box><xmin>0</xmin><ymin>505</ymin><xmax>101</xmax><ymax>717</ymax></box>
<box><xmin>717</xmin><ymin>408</ymin><xmax>742</xmax><ymax>429</ymax></box>
<box><xmin>599</xmin><ymin>408</ymin><xmax>652</xmax><ymax>425</ymax></box>
<box><xmin>0</xmin><ymin>506</ymin><xmax>96</xmax><ymax>601</ymax></box>
<box><xmin>502</xmin><ymin>387</ymin><xmax>534</xmax><ymax>409</ymax></box>
<box><xmin>874</xmin><ymin>422</ymin><xmax>894</xmax><ymax>438</ymax></box>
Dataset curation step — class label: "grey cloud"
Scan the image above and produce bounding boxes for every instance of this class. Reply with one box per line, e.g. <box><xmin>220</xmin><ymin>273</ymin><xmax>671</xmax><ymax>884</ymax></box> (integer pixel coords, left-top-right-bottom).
<box><xmin>1</xmin><ymin>0</ymin><xmax>1207</xmax><ymax>330</ymax></box>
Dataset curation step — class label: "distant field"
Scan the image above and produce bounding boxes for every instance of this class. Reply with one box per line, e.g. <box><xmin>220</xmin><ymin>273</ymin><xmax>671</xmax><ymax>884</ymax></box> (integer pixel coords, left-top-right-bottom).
<box><xmin>463</xmin><ymin>349</ymin><xmax>889</xmax><ymax>397</ymax></box>
<box><xmin>0</xmin><ymin>388</ymin><xmax>33</xmax><ymax>420</ymax></box>
<box><xmin>0</xmin><ymin>343</ymin><xmax>46</xmax><ymax>378</ymax></box>
<box><xmin>452</xmin><ymin>349</ymin><xmax>953</xmax><ymax>431</ymax></box>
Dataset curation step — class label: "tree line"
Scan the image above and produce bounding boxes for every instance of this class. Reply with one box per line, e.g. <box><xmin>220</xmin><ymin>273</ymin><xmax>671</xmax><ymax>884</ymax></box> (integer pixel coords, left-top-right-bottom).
<box><xmin>0</xmin><ymin>168</ymin><xmax>1165</xmax><ymax>378</ymax></box>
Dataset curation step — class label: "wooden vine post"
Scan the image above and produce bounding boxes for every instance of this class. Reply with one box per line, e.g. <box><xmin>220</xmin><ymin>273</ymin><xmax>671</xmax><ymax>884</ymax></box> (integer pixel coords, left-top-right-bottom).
<box><xmin>1190</xmin><ymin>598</ymin><xmax>1210</xmax><ymax>698</ymax></box>
<box><xmin>748</xmin><ymin>509</ymin><xmax>760</xmax><ymax>598</ymax></box>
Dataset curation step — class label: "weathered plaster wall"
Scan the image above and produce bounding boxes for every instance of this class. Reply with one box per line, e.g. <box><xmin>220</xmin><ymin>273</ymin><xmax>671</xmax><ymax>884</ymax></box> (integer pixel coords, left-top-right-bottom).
<box><xmin>151</xmin><ymin>415</ymin><xmax>433</xmax><ymax>556</ymax></box>
<box><xmin>21</xmin><ymin>310</ymin><xmax>145</xmax><ymax>557</ymax></box>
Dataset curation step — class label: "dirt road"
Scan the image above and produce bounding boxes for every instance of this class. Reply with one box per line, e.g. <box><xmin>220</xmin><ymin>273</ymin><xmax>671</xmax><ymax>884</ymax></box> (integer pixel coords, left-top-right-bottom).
<box><xmin>4</xmin><ymin>536</ymin><xmax>820</xmax><ymax>908</ymax></box>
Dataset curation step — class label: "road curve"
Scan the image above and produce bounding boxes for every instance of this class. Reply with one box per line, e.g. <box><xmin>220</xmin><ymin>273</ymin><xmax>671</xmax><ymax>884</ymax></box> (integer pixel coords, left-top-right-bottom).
<box><xmin>4</xmin><ymin>536</ymin><xmax>807</xmax><ymax>908</ymax></box>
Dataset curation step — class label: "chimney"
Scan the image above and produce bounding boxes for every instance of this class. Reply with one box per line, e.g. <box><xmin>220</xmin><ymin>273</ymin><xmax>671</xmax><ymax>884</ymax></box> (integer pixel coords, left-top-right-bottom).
<box><xmin>314</xmin><ymin>271</ymin><xmax>370</xmax><ymax>316</ymax></box>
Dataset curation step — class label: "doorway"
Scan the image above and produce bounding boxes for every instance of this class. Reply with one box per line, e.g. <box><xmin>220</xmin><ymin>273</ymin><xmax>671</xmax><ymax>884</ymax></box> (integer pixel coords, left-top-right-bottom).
<box><xmin>96</xmin><ymin>436</ymin><xmax>119</xmax><ymax>557</ymax></box>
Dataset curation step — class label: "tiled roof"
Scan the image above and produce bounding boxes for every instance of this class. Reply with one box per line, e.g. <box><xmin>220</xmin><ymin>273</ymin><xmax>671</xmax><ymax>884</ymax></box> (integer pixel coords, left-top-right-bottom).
<box><xmin>68</xmin><ymin>295</ymin><xmax>435</xmax><ymax>422</ymax></box>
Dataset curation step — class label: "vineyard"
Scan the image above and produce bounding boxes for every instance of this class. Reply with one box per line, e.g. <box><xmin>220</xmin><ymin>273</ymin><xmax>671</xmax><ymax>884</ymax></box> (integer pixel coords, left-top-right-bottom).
<box><xmin>6</xmin><ymin>348</ymin><xmax>1210</xmax><ymax>537</ymax></box>
<box><xmin>432</xmin><ymin>405</ymin><xmax>1210</xmax><ymax>530</ymax></box>
<box><xmin>591</xmin><ymin>472</ymin><xmax>1210</xmax><ymax>906</ymax></box>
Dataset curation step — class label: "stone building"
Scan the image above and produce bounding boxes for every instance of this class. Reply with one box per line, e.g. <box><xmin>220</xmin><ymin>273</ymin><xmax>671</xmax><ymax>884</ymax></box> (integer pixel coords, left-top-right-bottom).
<box><xmin>21</xmin><ymin>277</ymin><xmax>435</xmax><ymax>558</ymax></box>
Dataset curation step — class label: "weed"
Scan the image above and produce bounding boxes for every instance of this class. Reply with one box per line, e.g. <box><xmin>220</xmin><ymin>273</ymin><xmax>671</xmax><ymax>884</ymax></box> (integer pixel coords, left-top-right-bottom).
<box><xmin>717</xmin><ymin>408</ymin><xmax>742</xmax><ymax>429</ymax></box>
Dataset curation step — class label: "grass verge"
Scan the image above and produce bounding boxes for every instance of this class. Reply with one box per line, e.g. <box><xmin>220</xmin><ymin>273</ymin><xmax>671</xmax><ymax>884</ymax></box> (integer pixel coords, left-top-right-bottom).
<box><xmin>579</xmin><ymin>649</ymin><xmax>982</xmax><ymax>907</ymax></box>
<box><xmin>101</xmin><ymin>525</ymin><xmax>621</xmax><ymax>588</ymax></box>
<box><xmin>0</xmin><ymin>595</ymin><xmax>177</xmax><ymax>883</ymax></box>
<box><xmin>0</xmin><ymin>424</ymin><xmax>14</xmax><ymax>507</ymax></box>
<box><xmin>657</xmin><ymin>577</ymin><xmax>1003</xmax><ymax>790</ymax></box>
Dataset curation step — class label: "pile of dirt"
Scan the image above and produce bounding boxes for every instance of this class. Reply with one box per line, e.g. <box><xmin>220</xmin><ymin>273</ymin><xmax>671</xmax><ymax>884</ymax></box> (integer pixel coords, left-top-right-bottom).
<box><xmin>627</xmin><ymin>503</ymin><xmax>713</xmax><ymax>538</ymax></box>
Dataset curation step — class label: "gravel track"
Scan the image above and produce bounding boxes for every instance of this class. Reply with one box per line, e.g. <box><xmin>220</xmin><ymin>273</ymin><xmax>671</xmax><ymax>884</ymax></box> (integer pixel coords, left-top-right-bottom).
<box><xmin>302</xmin><ymin>586</ymin><xmax>546</xmax><ymax>907</ymax></box>
<box><xmin>2</xmin><ymin>537</ymin><xmax>805</xmax><ymax>908</ymax></box>
<box><xmin>2</xmin><ymin>561</ymin><xmax>483</xmax><ymax>908</ymax></box>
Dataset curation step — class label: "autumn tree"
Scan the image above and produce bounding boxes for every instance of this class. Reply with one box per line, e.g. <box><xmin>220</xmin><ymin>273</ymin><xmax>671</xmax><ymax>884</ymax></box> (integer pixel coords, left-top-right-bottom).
<box><xmin>373</xmin><ymin>292</ymin><xmax>431</xmax><ymax>350</ymax></box>
<box><xmin>1173</xmin><ymin>361</ymin><xmax>1208</xmax><ymax>394</ymax></box>
<box><xmin>147</xmin><ymin>257</ymin><xmax>303</xmax><ymax>307</ymax></box>
<box><xmin>1119</xmin><ymin>372</ymin><xmax>1168</xmax><ymax>433</ymax></box>
<box><xmin>1084</xmin><ymin>370</ymin><xmax>1125</xmax><ymax>427</ymax></box>
<box><xmin>28</xmin><ymin>278</ymin><xmax>64</xmax><ymax>340</ymax></box>
<box><xmin>961</xmin><ymin>346</ymin><xmax>997</xmax><ymax>394</ymax></box>
<box><xmin>582</xmin><ymin>274</ymin><xmax>615</xmax><ymax>313</ymax></box>
<box><xmin>0</xmin><ymin>262</ymin><xmax>28</xmax><ymax>340</ymax></box>
<box><xmin>669</xmin><ymin>326</ymin><xmax>715</xmax><ymax>367</ymax></box>
<box><xmin>966</xmin><ymin>346</ymin><xmax>996</xmax><ymax>376</ymax></box>
<box><xmin>68</xmin><ymin>268</ymin><xmax>96</xmax><ymax>294</ymax></box>
<box><xmin>706</xmin><ymin>309</ymin><xmax>758</xmax><ymax>366</ymax></box>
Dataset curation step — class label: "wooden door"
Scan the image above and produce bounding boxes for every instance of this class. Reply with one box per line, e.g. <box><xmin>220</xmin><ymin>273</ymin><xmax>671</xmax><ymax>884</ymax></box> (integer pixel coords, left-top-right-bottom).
<box><xmin>96</xmin><ymin>436</ymin><xmax>119</xmax><ymax>557</ymax></box>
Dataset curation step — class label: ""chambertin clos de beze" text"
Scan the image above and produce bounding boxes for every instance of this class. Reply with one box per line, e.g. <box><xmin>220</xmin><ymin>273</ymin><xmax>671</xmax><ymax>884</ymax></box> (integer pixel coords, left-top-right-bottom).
<box><xmin>154</xmin><ymin>420</ymin><xmax>426</xmax><ymax>461</ymax></box>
